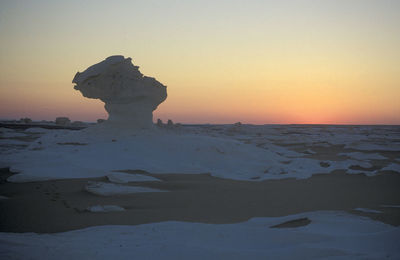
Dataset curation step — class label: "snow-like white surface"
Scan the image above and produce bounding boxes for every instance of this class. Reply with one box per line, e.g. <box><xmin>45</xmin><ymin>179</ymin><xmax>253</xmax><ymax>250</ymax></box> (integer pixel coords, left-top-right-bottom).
<box><xmin>1</xmin><ymin>125</ymin><xmax>399</xmax><ymax>259</ymax></box>
<box><xmin>0</xmin><ymin>131</ymin><xmax>27</xmax><ymax>138</ymax></box>
<box><xmin>72</xmin><ymin>56</ymin><xmax>125</xmax><ymax>83</ymax></box>
<box><xmin>107</xmin><ymin>172</ymin><xmax>161</xmax><ymax>183</ymax></box>
<box><xmin>0</xmin><ymin>139</ymin><xmax>28</xmax><ymax>146</ymax></box>
<box><xmin>354</xmin><ymin>208</ymin><xmax>382</xmax><ymax>214</ymax></box>
<box><xmin>0</xmin><ymin>211</ymin><xmax>399</xmax><ymax>260</ymax></box>
<box><xmin>24</xmin><ymin>127</ymin><xmax>55</xmax><ymax>134</ymax></box>
<box><xmin>381</xmin><ymin>163</ymin><xmax>400</xmax><ymax>172</ymax></box>
<box><xmin>85</xmin><ymin>181</ymin><xmax>165</xmax><ymax>196</ymax></box>
<box><xmin>87</xmin><ymin>205</ymin><xmax>125</xmax><ymax>212</ymax></box>
<box><xmin>1</xmin><ymin>125</ymin><xmax>399</xmax><ymax>182</ymax></box>
<box><xmin>303</xmin><ymin>148</ymin><xmax>316</xmax><ymax>154</ymax></box>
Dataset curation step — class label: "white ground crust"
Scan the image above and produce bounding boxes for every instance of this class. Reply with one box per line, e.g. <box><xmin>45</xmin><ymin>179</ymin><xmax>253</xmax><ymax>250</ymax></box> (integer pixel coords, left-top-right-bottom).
<box><xmin>1</xmin><ymin>125</ymin><xmax>399</xmax><ymax>182</ymax></box>
<box><xmin>85</xmin><ymin>181</ymin><xmax>166</xmax><ymax>196</ymax></box>
<box><xmin>0</xmin><ymin>139</ymin><xmax>28</xmax><ymax>146</ymax></box>
<box><xmin>382</xmin><ymin>163</ymin><xmax>400</xmax><ymax>172</ymax></box>
<box><xmin>106</xmin><ymin>172</ymin><xmax>161</xmax><ymax>183</ymax></box>
<box><xmin>0</xmin><ymin>211</ymin><xmax>399</xmax><ymax>260</ymax></box>
<box><xmin>354</xmin><ymin>208</ymin><xmax>383</xmax><ymax>214</ymax></box>
<box><xmin>0</xmin><ymin>131</ymin><xmax>27</xmax><ymax>138</ymax></box>
<box><xmin>24</xmin><ymin>127</ymin><xmax>56</xmax><ymax>134</ymax></box>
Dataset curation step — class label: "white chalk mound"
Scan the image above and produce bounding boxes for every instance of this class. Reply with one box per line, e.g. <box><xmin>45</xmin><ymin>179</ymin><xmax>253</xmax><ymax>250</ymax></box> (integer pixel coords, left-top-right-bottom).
<box><xmin>1</xmin><ymin>211</ymin><xmax>399</xmax><ymax>259</ymax></box>
<box><xmin>73</xmin><ymin>56</ymin><xmax>167</xmax><ymax>128</ymax></box>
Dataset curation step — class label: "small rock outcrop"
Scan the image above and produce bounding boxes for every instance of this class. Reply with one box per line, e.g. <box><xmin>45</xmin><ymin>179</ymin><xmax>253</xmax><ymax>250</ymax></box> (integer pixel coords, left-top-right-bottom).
<box><xmin>55</xmin><ymin>117</ymin><xmax>71</xmax><ymax>125</ymax></box>
<box><xmin>156</xmin><ymin>118</ymin><xmax>164</xmax><ymax>127</ymax></box>
<box><xmin>19</xmin><ymin>118</ymin><xmax>32</xmax><ymax>124</ymax></box>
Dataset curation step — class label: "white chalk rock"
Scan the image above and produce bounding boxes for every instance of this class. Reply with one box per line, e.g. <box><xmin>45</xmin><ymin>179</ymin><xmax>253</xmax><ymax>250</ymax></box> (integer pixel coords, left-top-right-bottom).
<box><xmin>156</xmin><ymin>118</ymin><xmax>163</xmax><ymax>127</ymax></box>
<box><xmin>71</xmin><ymin>121</ymin><xmax>86</xmax><ymax>127</ymax></box>
<box><xmin>86</xmin><ymin>205</ymin><xmax>125</xmax><ymax>213</ymax></box>
<box><xmin>73</xmin><ymin>56</ymin><xmax>167</xmax><ymax>129</ymax></box>
<box><xmin>107</xmin><ymin>172</ymin><xmax>161</xmax><ymax>184</ymax></box>
<box><xmin>55</xmin><ymin>117</ymin><xmax>71</xmax><ymax>125</ymax></box>
<box><xmin>167</xmin><ymin>119</ymin><xmax>174</xmax><ymax>128</ymax></box>
<box><xmin>19</xmin><ymin>118</ymin><xmax>32</xmax><ymax>124</ymax></box>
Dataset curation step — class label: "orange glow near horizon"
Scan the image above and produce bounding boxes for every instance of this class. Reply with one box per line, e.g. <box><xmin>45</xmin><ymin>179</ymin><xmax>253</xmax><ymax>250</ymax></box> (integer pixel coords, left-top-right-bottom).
<box><xmin>0</xmin><ymin>1</ymin><xmax>399</xmax><ymax>125</ymax></box>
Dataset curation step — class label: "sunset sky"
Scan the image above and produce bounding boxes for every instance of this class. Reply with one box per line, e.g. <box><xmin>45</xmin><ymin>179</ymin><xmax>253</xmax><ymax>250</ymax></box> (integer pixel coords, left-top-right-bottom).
<box><xmin>0</xmin><ymin>0</ymin><xmax>399</xmax><ymax>124</ymax></box>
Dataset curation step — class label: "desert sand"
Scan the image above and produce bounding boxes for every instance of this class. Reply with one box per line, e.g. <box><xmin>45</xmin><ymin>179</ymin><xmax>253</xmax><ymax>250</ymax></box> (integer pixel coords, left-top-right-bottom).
<box><xmin>1</xmin><ymin>167</ymin><xmax>399</xmax><ymax>233</ymax></box>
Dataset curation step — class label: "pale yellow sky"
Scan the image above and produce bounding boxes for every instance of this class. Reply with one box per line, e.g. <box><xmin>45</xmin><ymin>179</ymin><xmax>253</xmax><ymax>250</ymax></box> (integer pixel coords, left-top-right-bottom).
<box><xmin>0</xmin><ymin>0</ymin><xmax>399</xmax><ymax>124</ymax></box>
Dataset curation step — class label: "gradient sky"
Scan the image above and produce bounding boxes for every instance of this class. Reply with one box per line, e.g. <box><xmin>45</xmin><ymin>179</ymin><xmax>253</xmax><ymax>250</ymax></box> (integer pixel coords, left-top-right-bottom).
<box><xmin>0</xmin><ymin>0</ymin><xmax>399</xmax><ymax>124</ymax></box>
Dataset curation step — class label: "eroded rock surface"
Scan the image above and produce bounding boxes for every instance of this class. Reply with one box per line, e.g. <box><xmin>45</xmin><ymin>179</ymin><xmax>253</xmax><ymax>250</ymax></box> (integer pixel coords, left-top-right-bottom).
<box><xmin>73</xmin><ymin>56</ymin><xmax>167</xmax><ymax>128</ymax></box>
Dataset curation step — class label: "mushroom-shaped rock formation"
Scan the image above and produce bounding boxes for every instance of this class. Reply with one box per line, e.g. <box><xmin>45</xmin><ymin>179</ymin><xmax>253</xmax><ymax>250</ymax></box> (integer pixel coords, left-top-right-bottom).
<box><xmin>73</xmin><ymin>56</ymin><xmax>167</xmax><ymax>128</ymax></box>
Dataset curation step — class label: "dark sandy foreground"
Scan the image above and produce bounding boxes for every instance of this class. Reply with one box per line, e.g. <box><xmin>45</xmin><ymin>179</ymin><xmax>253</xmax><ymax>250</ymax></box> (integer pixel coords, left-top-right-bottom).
<box><xmin>0</xmin><ymin>168</ymin><xmax>399</xmax><ymax>233</ymax></box>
